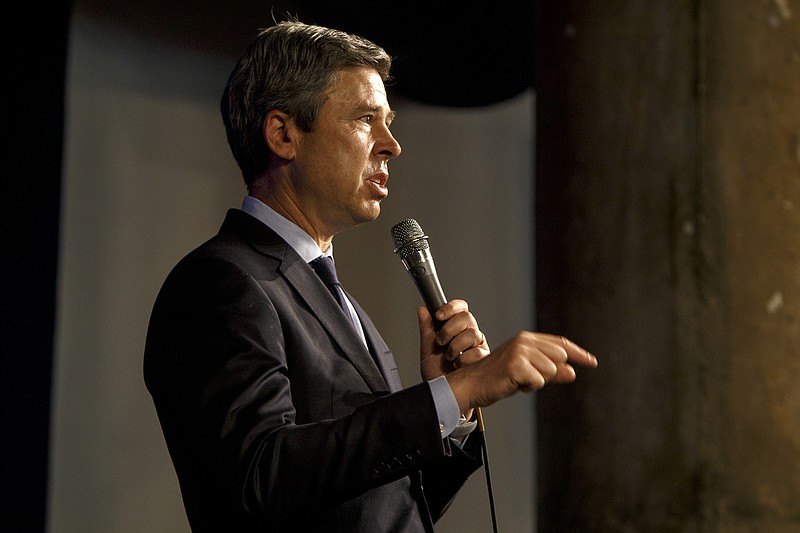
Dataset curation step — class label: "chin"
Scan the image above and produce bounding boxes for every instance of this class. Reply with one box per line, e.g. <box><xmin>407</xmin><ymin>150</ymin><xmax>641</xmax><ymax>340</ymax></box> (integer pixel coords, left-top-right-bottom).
<box><xmin>358</xmin><ymin>202</ymin><xmax>382</xmax><ymax>223</ymax></box>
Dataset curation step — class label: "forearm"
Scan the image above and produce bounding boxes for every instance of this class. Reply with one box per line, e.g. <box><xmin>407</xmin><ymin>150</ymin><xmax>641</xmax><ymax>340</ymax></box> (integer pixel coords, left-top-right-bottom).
<box><xmin>244</xmin><ymin>383</ymin><xmax>449</xmax><ymax>514</ymax></box>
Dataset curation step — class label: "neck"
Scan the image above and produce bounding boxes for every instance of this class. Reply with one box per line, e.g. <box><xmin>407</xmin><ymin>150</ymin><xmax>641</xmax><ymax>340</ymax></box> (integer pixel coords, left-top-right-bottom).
<box><xmin>249</xmin><ymin>173</ymin><xmax>334</xmax><ymax>252</ymax></box>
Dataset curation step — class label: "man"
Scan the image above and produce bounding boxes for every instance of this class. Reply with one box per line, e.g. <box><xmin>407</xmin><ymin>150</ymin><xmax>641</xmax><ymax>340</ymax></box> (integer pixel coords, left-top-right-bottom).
<box><xmin>144</xmin><ymin>20</ymin><xmax>597</xmax><ymax>532</ymax></box>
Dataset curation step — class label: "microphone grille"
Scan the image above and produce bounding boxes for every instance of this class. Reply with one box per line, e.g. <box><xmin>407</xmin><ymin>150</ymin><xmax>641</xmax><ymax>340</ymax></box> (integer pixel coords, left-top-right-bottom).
<box><xmin>391</xmin><ymin>218</ymin><xmax>430</xmax><ymax>258</ymax></box>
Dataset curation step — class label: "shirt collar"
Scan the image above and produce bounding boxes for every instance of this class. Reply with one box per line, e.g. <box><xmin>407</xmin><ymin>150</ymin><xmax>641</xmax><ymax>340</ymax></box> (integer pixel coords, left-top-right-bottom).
<box><xmin>240</xmin><ymin>195</ymin><xmax>331</xmax><ymax>263</ymax></box>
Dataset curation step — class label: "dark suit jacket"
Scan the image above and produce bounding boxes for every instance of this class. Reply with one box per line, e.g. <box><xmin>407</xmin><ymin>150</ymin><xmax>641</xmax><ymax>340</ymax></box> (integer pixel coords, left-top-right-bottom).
<box><xmin>144</xmin><ymin>209</ymin><xmax>482</xmax><ymax>532</ymax></box>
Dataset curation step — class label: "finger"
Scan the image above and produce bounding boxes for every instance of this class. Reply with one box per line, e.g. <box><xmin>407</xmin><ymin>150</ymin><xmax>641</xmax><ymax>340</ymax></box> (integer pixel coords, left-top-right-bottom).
<box><xmin>559</xmin><ymin>337</ymin><xmax>598</xmax><ymax>367</ymax></box>
<box><xmin>534</xmin><ymin>337</ymin><xmax>569</xmax><ymax>366</ymax></box>
<box><xmin>433</xmin><ymin>299</ymin><xmax>469</xmax><ymax>323</ymax></box>
<box><xmin>452</xmin><ymin>345</ymin><xmax>490</xmax><ymax>368</ymax></box>
<box><xmin>417</xmin><ymin>305</ymin><xmax>436</xmax><ymax>333</ymax></box>
<box><xmin>551</xmin><ymin>363</ymin><xmax>578</xmax><ymax>384</ymax></box>
<box><xmin>451</xmin><ymin>330</ymin><xmax>489</xmax><ymax>367</ymax></box>
<box><xmin>518</xmin><ymin>356</ymin><xmax>549</xmax><ymax>391</ymax></box>
<box><xmin>445</xmin><ymin>327</ymin><xmax>486</xmax><ymax>361</ymax></box>
<box><xmin>436</xmin><ymin>310</ymin><xmax>479</xmax><ymax>347</ymax></box>
<box><xmin>539</xmin><ymin>333</ymin><xmax>598</xmax><ymax>368</ymax></box>
<box><xmin>533</xmin><ymin>336</ymin><xmax>592</xmax><ymax>382</ymax></box>
<box><xmin>532</xmin><ymin>335</ymin><xmax>594</xmax><ymax>383</ymax></box>
<box><xmin>530</xmin><ymin>349</ymin><xmax>560</xmax><ymax>382</ymax></box>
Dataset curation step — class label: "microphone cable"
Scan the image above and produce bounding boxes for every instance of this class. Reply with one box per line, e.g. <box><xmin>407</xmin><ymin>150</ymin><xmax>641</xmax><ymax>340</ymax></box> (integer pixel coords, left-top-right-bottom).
<box><xmin>476</xmin><ymin>409</ymin><xmax>499</xmax><ymax>533</ymax></box>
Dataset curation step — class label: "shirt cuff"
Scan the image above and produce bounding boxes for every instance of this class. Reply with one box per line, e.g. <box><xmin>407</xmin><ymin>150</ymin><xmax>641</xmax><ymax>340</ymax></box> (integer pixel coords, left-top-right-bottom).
<box><xmin>428</xmin><ymin>375</ymin><xmax>463</xmax><ymax>437</ymax></box>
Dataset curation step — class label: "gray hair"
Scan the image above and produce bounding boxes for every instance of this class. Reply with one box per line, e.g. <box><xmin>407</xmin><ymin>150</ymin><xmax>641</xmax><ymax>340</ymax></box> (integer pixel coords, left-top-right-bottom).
<box><xmin>221</xmin><ymin>21</ymin><xmax>393</xmax><ymax>187</ymax></box>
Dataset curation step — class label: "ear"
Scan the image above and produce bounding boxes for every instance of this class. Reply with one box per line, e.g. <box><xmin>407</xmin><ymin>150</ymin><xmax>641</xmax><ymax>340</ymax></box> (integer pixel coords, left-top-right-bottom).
<box><xmin>263</xmin><ymin>110</ymin><xmax>298</xmax><ymax>161</ymax></box>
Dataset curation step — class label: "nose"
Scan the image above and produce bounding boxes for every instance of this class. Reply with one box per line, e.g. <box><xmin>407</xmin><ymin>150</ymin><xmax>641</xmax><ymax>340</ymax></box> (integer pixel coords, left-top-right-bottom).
<box><xmin>374</xmin><ymin>125</ymin><xmax>402</xmax><ymax>159</ymax></box>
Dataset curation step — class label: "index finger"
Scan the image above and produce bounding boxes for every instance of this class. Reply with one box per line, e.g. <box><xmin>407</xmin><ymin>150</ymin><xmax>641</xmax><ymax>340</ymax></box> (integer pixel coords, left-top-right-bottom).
<box><xmin>548</xmin><ymin>334</ymin><xmax>598</xmax><ymax>368</ymax></box>
<box><xmin>433</xmin><ymin>299</ymin><xmax>469</xmax><ymax>322</ymax></box>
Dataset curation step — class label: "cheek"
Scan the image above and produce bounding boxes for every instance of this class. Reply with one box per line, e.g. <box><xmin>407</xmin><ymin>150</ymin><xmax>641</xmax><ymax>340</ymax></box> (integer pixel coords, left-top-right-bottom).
<box><xmin>337</xmin><ymin>139</ymin><xmax>372</xmax><ymax>171</ymax></box>
<box><xmin>342</xmin><ymin>132</ymin><xmax>372</xmax><ymax>156</ymax></box>
<box><xmin>307</xmin><ymin>134</ymin><xmax>371</xmax><ymax>183</ymax></box>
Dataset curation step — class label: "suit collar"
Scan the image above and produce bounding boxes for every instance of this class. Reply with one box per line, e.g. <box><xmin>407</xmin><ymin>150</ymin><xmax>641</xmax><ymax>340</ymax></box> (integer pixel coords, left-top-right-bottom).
<box><xmin>240</xmin><ymin>195</ymin><xmax>326</xmax><ymax>263</ymax></box>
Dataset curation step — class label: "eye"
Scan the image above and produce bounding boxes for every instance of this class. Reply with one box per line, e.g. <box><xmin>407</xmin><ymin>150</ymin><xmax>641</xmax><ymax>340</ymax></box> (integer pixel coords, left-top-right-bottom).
<box><xmin>359</xmin><ymin>115</ymin><xmax>374</xmax><ymax>124</ymax></box>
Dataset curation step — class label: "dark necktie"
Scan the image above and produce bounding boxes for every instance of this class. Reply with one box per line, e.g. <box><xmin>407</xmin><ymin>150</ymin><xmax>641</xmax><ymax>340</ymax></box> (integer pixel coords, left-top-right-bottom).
<box><xmin>309</xmin><ymin>256</ymin><xmax>360</xmax><ymax>331</ymax></box>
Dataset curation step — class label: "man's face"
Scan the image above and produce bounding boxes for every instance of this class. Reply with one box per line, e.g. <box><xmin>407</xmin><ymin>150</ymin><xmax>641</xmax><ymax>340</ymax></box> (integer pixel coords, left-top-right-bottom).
<box><xmin>291</xmin><ymin>67</ymin><xmax>402</xmax><ymax>236</ymax></box>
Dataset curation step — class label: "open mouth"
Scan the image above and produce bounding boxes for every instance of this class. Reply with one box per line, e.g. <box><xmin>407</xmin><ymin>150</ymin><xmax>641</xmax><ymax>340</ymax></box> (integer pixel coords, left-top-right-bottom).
<box><xmin>366</xmin><ymin>173</ymin><xmax>388</xmax><ymax>196</ymax></box>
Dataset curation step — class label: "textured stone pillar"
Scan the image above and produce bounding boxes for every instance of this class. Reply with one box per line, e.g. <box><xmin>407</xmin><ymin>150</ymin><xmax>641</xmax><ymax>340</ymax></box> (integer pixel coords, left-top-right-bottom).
<box><xmin>534</xmin><ymin>1</ymin><xmax>800</xmax><ymax>530</ymax></box>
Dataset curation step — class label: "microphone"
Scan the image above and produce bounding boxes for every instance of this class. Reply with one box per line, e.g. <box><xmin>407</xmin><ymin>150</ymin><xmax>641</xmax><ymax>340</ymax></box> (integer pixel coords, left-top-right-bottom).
<box><xmin>390</xmin><ymin>218</ymin><xmax>447</xmax><ymax>330</ymax></box>
<box><xmin>391</xmin><ymin>218</ymin><xmax>495</xmax><ymax>528</ymax></box>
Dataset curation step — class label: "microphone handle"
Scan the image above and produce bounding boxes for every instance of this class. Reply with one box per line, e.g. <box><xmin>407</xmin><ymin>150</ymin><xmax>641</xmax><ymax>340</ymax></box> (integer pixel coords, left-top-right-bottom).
<box><xmin>401</xmin><ymin>248</ymin><xmax>447</xmax><ymax>330</ymax></box>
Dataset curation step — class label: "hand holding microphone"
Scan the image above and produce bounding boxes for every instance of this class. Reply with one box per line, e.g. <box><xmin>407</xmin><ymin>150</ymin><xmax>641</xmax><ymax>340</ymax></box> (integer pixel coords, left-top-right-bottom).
<box><xmin>391</xmin><ymin>218</ymin><xmax>597</xmax><ymax>414</ymax></box>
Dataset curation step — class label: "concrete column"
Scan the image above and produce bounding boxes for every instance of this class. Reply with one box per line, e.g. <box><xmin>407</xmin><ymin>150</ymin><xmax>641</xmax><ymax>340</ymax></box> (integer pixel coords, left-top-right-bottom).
<box><xmin>534</xmin><ymin>1</ymin><xmax>800</xmax><ymax>530</ymax></box>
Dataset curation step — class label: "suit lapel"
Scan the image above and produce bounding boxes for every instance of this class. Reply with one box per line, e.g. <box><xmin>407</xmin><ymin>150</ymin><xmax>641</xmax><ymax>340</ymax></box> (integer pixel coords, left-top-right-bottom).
<box><xmin>224</xmin><ymin>209</ymin><xmax>390</xmax><ymax>394</ymax></box>
<box><xmin>348</xmin><ymin>296</ymin><xmax>403</xmax><ymax>392</ymax></box>
<box><xmin>283</xmin><ymin>258</ymin><xmax>390</xmax><ymax>394</ymax></box>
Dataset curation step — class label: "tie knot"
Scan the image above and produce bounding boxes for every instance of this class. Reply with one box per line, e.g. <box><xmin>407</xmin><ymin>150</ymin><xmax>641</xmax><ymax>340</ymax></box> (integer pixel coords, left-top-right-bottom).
<box><xmin>310</xmin><ymin>256</ymin><xmax>340</xmax><ymax>287</ymax></box>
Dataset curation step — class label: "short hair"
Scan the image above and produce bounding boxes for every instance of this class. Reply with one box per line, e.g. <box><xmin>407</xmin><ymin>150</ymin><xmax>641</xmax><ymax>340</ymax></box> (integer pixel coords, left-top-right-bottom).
<box><xmin>220</xmin><ymin>21</ymin><xmax>393</xmax><ymax>187</ymax></box>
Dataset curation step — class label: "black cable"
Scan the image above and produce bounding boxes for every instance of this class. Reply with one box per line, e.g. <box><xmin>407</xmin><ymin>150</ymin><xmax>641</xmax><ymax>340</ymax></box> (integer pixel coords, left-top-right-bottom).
<box><xmin>476</xmin><ymin>409</ymin><xmax>499</xmax><ymax>533</ymax></box>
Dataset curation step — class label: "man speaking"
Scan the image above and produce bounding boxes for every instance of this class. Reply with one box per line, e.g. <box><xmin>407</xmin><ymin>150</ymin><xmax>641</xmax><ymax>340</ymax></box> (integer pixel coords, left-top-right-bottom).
<box><xmin>143</xmin><ymin>19</ymin><xmax>597</xmax><ymax>532</ymax></box>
